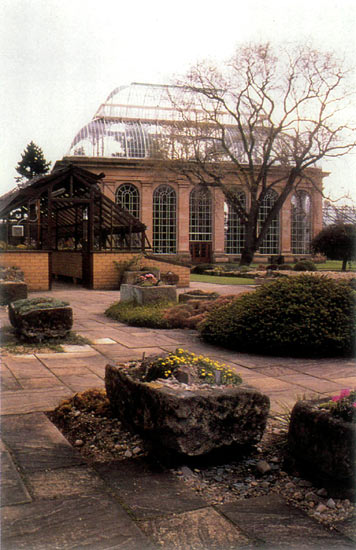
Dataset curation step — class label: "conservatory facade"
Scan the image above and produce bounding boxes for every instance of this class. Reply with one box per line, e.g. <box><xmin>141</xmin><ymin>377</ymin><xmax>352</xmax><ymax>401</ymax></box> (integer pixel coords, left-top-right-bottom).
<box><xmin>55</xmin><ymin>83</ymin><xmax>325</xmax><ymax>264</ymax></box>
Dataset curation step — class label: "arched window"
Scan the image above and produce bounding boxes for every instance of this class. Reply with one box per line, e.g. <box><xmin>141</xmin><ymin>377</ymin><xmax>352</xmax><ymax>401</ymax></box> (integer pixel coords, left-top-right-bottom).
<box><xmin>189</xmin><ymin>187</ymin><xmax>212</xmax><ymax>241</ymax></box>
<box><xmin>153</xmin><ymin>185</ymin><xmax>176</xmax><ymax>253</ymax></box>
<box><xmin>291</xmin><ymin>191</ymin><xmax>311</xmax><ymax>254</ymax></box>
<box><xmin>224</xmin><ymin>190</ymin><xmax>246</xmax><ymax>254</ymax></box>
<box><xmin>258</xmin><ymin>190</ymin><xmax>280</xmax><ymax>255</ymax></box>
<box><xmin>115</xmin><ymin>184</ymin><xmax>140</xmax><ymax>219</ymax></box>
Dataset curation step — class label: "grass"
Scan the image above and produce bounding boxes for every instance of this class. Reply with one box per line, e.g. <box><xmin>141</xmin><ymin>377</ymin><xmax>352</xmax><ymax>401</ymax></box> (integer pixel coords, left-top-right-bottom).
<box><xmin>316</xmin><ymin>260</ymin><xmax>356</xmax><ymax>271</ymax></box>
<box><xmin>0</xmin><ymin>326</ymin><xmax>91</xmax><ymax>354</ymax></box>
<box><xmin>191</xmin><ymin>274</ymin><xmax>256</xmax><ymax>285</ymax></box>
<box><xmin>105</xmin><ymin>300</ymin><xmax>175</xmax><ymax>328</ymax></box>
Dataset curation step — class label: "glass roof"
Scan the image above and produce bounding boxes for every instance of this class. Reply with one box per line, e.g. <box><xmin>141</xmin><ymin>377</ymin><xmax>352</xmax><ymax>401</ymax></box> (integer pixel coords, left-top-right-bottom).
<box><xmin>68</xmin><ymin>82</ymin><xmax>237</xmax><ymax>159</ymax></box>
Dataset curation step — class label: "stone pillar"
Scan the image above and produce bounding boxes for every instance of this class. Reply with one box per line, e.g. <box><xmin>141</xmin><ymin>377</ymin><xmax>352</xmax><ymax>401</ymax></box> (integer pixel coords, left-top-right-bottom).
<box><xmin>141</xmin><ymin>183</ymin><xmax>153</xmax><ymax>244</ymax></box>
<box><xmin>177</xmin><ymin>182</ymin><xmax>191</xmax><ymax>258</ymax></box>
<box><xmin>312</xmin><ymin>188</ymin><xmax>323</xmax><ymax>238</ymax></box>
<box><xmin>281</xmin><ymin>195</ymin><xmax>292</xmax><ymax>257</ymax></box>
<box><xmin>213</xmin><ymin>188</ymin><xmax>226</xmax><ymax>260</ymax></box>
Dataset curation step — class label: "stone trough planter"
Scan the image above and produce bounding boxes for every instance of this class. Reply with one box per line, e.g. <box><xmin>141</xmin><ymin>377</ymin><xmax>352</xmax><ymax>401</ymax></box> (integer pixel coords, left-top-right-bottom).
<box><xmin>287</xmin><ymin>399</ymin><xmax>356</xmax><ymax>498</ymax></box>
<box><xmin>9</xmin><ymin>297</ymin><xmax>73</xmax><ymax>342</ymax></box>
<box><xmin>178</xmin><ymin>290</ymin><xmax>219</xmax><ymax>303</ymax></box>
<box><xmin>105</xmin><ymin>362</ymin><xmax>270</xmax><ymax>459</ymax></box>
<box><xmin>120</xmin><ymin>283</ymin><xmax>177</xmax><ymax>305</ymax></box>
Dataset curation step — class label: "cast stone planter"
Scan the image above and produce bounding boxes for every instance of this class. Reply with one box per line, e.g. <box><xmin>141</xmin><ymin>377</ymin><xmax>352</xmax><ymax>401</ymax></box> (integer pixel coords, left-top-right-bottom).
<box><xmin>287</xmin><ymin>399</ymin><xmax>356</xmax><ymax>498</ymax></box>
<box><xmin>105</xmin><ymin>363</ymin><xmax>270</xmax><ymax>458</ymax></box>
<box><xmin>120</xmin><ymin>283</ymin><xmax>177</xmax><ymax>305</ymax></box>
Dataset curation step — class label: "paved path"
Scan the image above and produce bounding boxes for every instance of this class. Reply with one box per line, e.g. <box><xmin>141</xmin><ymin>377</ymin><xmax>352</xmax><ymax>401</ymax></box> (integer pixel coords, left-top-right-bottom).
<box><xmin>1</xmin><ymin>281</ymin><xmax>355</xmax><ymax>549</ymax></box>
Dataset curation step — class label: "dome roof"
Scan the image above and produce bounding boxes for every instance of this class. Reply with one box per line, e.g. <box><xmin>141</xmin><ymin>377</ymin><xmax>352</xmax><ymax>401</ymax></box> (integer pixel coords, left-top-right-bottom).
<box><xmin>68</xmin><ymin>83</ymin><xmax>190</xmax><ymax>158</ymax></box>
<box><xmin>68</xmin><ymin>82</ymin><xmax>238</xmax><ymax>159</ymax></box>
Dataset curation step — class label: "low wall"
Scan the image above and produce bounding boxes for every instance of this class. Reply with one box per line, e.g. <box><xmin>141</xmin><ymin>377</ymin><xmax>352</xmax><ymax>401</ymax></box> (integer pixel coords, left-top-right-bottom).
<box><xmin>52</xmin><ymin>251</ymin><xmax>83</xmax><ymax>281</ymax></box>
<box><xmin>92</xmin><ymin>252</ymin><xmax>190</xmax><ymax>289</ymax></box>
<box><xmin>0</xmin><ymin>251</ymin><xmax>50</xmax><ymax>291</ymax></box>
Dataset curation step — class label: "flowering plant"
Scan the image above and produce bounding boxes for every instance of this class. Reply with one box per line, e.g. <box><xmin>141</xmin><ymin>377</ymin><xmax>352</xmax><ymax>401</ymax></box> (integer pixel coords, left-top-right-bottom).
<box><xmin>136</xmin><ymin>273</ymin><xmax>159</xmax><ymax>286</ymax></box>
<box><xmin>319</xmin><ymin>388</ymin><xmax>356</xmax><ymax>422</ymax></box>
<box><xmin>143</xmin><ymin>348</ymin><xmax>242</xmax><ymax>386</ymax></box>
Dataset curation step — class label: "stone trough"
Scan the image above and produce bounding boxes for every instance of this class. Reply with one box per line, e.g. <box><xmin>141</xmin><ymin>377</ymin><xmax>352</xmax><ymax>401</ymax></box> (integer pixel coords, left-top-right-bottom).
<box><xmin>105</xmin><ymin>362</ymin><xmax>270</xmax><ymax>460</ymax></box>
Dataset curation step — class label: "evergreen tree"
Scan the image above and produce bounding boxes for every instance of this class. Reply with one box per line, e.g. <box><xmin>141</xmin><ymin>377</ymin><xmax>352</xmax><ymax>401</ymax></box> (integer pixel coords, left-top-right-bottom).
<box><xmin>16</xmin><ymin>141</ymin><xmax>51</xmax><ymax>185</ymax></box>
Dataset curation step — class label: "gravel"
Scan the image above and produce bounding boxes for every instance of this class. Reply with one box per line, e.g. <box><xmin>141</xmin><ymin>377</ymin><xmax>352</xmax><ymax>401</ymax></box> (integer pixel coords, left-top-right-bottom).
<box><xmin>48</xmin><ymin>403</ymin><xmax>355</xmax><ymax>532</ymax></box>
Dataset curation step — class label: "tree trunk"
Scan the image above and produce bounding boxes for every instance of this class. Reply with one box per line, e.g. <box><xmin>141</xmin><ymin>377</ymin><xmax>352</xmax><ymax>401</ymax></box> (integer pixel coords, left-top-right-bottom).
<box><xmin>342</xmin><ymin>258</ymin><xmax>347</xmax><ymax>271</ymax></box>
<box><xmin>239</xmin><ymin>246</ymin><xmax>256</xmax><ymax>266</ymax></box>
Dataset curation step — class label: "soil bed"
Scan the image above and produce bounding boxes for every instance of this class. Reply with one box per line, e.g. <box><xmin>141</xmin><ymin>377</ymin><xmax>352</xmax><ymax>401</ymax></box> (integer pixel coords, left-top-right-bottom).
<box><xmin>48</xmin><ymin>389</ymin><xmax>355</xmax><ymax>532</ymax></box>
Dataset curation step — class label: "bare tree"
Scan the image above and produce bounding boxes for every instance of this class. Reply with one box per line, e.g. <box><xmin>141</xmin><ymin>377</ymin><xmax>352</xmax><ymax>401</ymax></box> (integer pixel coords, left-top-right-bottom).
<box><xmin>160</xmin><ymin>43</ymin><xmax>355</xmax><ymax>265</ymax></box>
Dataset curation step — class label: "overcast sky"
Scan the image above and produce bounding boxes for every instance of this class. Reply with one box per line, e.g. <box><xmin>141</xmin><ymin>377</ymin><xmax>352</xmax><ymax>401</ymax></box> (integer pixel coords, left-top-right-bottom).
<box><xmin>1</xmin><ymin>0</ymin><xmax>356</xmax><ymax>202</ymax></box>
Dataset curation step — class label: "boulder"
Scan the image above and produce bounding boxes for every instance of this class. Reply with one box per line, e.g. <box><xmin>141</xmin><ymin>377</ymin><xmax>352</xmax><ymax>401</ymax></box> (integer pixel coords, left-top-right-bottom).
<box><xmin>105</xmin><ymin>363</ymin><xmax>270</xmax><ymax>458</ymax></box>
<box><xmin>0</xmin><ymin>281</ymin><xmax>27</xmax><ymax>305</ymax></box>
<box><xmin>9</xmin><ymin>297</ymin><xmax>73</xmax><ymax>342</ymax></box>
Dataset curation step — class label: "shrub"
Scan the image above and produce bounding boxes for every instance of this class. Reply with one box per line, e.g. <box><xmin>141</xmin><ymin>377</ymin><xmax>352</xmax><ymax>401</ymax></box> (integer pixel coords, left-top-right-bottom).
<box><xmin>191</xmin><ymin>263</ymin><xmax>213</xmax><ymax>274</ymax></box>
<box><xmin>199</xmin><ymin>275</ymin><xmax>356</xmax><ymax>357</ymax></box>
<box><xmin>105</xmin><ymin>300</ymin><xmax>174</xmax><ymax>328</ymax></box>
<box><xmin>278</xmin><ymin>264</ymin><xmax>293</xmax><ymax>271</ymax></box>
<box><xmin>163</xmin><ymin>295</ymin><xmax>237</xmax><ymax>329</ymax></box>
<box><xmin>293</xmin><ymin>259</ymin><xmax>317</xmax><ymax>271</ymax></box>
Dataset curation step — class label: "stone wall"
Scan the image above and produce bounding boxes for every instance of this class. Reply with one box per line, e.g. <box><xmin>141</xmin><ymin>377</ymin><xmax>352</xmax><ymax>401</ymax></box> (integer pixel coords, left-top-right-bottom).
<box><xmin>0</xmin><ymin>252</ymin><xmax>50</xmax><ymax>291</ymax></box>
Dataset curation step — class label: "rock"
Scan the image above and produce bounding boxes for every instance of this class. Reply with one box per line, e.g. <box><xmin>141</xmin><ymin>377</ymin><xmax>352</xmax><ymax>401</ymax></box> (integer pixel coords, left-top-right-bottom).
<box><xmin>293</xmin><ymin>492</ymin><xmax>303</xmax><ymax>501</ymax></box>
<box><xmin>327</xmin><ymin>498</ymin><xmax>336</xmax><ymax>509</ymax></box>
<box><xmin>305</xmin><ymin>491</ymin><xmax>318</xmax><ymax>502</ymax></box>
<box><xmin>315</xmin><ymin>503</ymin><xmax>328</xmax><ymax>513</ymax></box>
<box><xmin>260</xmin><ymin>481</ymin><xmax>270</xmax><ymax>488</ymax></box>
<box><xmin>180</xmin><ymin>466</ymin><xmax>195</xmax><ymax>479</ymax></box>
<box><xmin>256</xmin><ymin>460</ymin><xmax>272</xmax><ymax>475</ymax></box>
<box><xmin>298</xmin><ymin>479</ymin><xmax>313</xmax><ymax>487</ymax></box>
<box><xmin>105</xmin><ymin>363</ymin><xmax>270</xmax><ymax>458</ymax></box>
<box><xmin>316</xmin><ymin>487</ymin><xmax>328</xmax><ymax>497</ymax></box>
<box><xmin>8</xmin><ymin>297</ymin><xmax>72</xmax><ymax>342</ymax></box>
<box><xmin>132</xmin><ymin>446</ymin><xmax>141</xmax><ymax>455</ymax></box>
<box><xmin>74</xmin><ymin>439</ymin><xmax>84</xmax><ymax>447</ymax></box>
<box><xmin>124</xmin><ymin>450</ymin><xmax>133</xmax><ymax>458</ymax></box>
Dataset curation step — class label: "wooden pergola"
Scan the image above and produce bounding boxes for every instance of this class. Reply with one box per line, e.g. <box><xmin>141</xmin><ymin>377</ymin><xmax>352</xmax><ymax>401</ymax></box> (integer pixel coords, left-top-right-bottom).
<box><xmin>0</xmin><ymin>164</ymin><xmax>149</xmax><ymax>252</ymax></box>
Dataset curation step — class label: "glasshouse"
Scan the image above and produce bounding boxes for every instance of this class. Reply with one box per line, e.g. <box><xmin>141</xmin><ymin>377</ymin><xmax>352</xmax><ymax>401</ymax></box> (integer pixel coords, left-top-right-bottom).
<box><xmin>55</xmin><ymin>82</ymin><xmax>325</xmax><ymax>264</ymax></box>
<box><xmin>0</xmin><ymin>82</ymin><xmax>326</xmax><ymax>289</ymax></box>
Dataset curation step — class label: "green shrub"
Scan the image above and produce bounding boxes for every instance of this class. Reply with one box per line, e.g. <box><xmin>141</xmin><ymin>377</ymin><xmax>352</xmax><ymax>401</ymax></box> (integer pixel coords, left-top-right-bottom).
<box><xmin>105</xmin><ymin>300</ymin><xmax>174</xmax><ymax>328</ymax></box>
<box><xmin>191</xmin><ymin>263</ymin><xmax>213</xmax><ymax>274</ymax></box>
<box><xmin>278</xmin><ymin>264</ymin><xmax>293</xmax><ymax>271</ymax></box>
<box><xmin>199</xmin><ymin>275</ymin><xmax>356</xmax><ymax>357</ymax></box>
<box><xmin>293</xmin><ymin>259</ymin><xmax>317</xmax><ymax>271</ymax></box>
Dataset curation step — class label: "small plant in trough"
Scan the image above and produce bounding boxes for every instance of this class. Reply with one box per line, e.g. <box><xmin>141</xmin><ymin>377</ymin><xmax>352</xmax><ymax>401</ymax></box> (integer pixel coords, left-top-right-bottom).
<box><xmin>141</xmin><ymin>348</ymin><xmax>242</xmax><ymax>386</ymax></box>
<box><xmin>318</xmin><ymin>388</ymin><xmax>356</xmax><ymax>423</ymax></box>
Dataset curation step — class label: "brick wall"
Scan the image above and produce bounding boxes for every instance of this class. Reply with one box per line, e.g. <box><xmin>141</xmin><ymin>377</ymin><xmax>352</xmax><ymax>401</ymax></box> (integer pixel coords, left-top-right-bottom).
<box><xmin>52</xmin><ymin>251</ymin><xmax>83</xmax><ymax>280</ymax></box>
<box><xmin>0</xmin><ymin>252</ymin><xmax>50</xmax><ymax>291</ymax></box>
<box><xmin>92</xmin><ymin>252</ymin><xmax>190</xmax><ymax>289</ymax></box>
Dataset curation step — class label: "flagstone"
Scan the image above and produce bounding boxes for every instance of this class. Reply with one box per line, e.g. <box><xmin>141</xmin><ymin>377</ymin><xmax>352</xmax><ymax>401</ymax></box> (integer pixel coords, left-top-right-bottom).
<box><xmin>1</xmin><ymin>387</ymin><xmax>73</xmax><ymax>415</ymax></box>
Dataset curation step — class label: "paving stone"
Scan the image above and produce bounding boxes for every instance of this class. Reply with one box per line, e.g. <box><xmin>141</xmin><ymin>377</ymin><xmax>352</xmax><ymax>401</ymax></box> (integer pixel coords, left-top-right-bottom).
<box><xmin>335</xmin><ymin>516</ymin><xmax>356</xmax><ymax>542</ymax></box>
<box><xmin>217</xmin><ymin>494</ymin><xmax>354</xmax><ymax>548</ymax></box>
<box><xmin>1</xmin><ymin>413</ymin><xmax>84</xmax><ymax>472</ymax></box>
<box><xmin>1</xmin><ymin>387</ymin><xmax>74</xmax><ymax>415</ymax></box>
<box><xmin>27</xmin><ymin>466</ymin><xmax>108</xmax><ymax>499</ymax></box>
<box><xmin>95</xmin><ymin>458</ymin><xmax>206</xmax><ymax>519</ymax></box>
<box><xmin>140</xmin><ymin>506</ymin><xmax>251</xmax><ymax>550</ymax></box>
<box><xmin>57</xmin><ymin>373</ymin><xmax>105</xmax><ymax>391</ymax></box>
<box><xmin>18</xmin><ymin>377</ymin><xmax>65</xmax><ymax>389</ymax></box>
<box><xmin>0</xmin><ymin>365</ymin><xmax>22</xmax><ymax>390</ymax></box>
<box><xmin>2</xmin><ymin>494</ymin><xmax>154</xmax><ymax>550</ymax></box>
<box><xmin>1</xmin><ymin>450</ymin><xmax>32</xmax><ymax>506</ymax></box>
<box><xmin>61</xmin><ymin>344</ymin><xmax>94</xmax><ymax>353</ymax></box>
<box><xmin>3</xmin><ymin>357</ymin><xmax>54</xmax><ymax>379</ymax></box>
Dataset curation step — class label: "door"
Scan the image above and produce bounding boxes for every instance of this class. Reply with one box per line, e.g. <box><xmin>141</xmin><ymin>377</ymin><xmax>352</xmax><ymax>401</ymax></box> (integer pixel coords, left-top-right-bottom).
<box><xmin>189</xmin><ymin>242</ymin><xmax>212</xmax><ymax>264</ymax></box>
